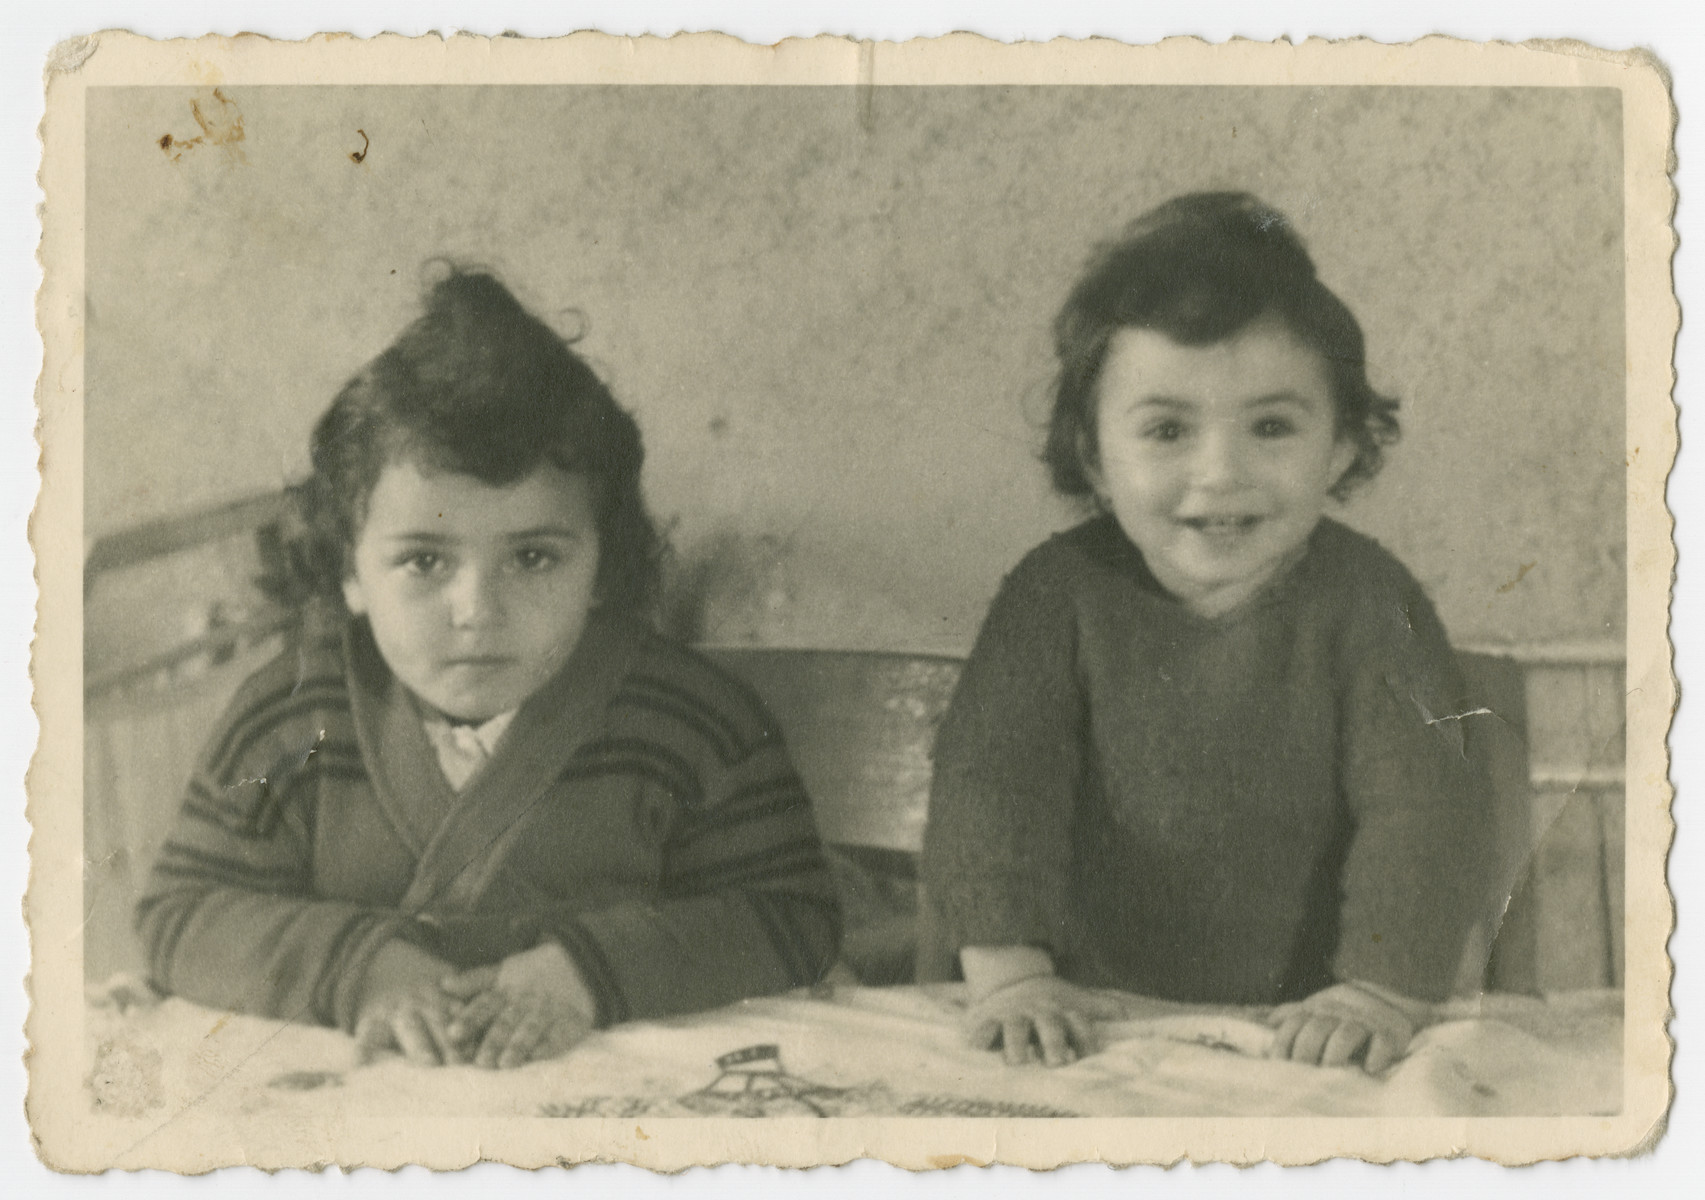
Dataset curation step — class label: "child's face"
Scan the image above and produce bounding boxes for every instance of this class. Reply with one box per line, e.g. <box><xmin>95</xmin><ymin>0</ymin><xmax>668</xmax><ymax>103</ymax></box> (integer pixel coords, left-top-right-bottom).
<box><xmin>1089</xmin><ymin>313</ymin><xmax>1356</xmax><ymax>617</ymax></box>
<box><xmin>342</xmin><ymin>460</ymin><xmax>601</xmax><ymax>722</ymax></box>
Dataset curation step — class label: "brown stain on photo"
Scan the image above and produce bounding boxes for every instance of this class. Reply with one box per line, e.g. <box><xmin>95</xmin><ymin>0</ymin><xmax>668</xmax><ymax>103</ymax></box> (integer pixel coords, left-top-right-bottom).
<box><xmin>158</xmin><ymin>88</ymin><xmax>246</xmax><ymax>163</ymax></box>
<box><xmin>1497</xmin><ymin>562</ymin><xmax>1537</xmax><ymax>594</ymax></box>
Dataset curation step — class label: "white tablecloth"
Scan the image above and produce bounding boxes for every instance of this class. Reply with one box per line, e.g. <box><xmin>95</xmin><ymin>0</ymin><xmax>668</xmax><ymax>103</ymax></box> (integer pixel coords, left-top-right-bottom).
<box><xmin>85</xmin><ymin>983</ymin><xmax>1623</xmax><ymax>1122</ymax></box>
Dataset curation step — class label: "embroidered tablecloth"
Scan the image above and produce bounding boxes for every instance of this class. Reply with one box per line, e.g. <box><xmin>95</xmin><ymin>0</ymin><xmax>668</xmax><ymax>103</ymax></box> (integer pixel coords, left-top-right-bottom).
<box><xmin>85</xmin><ymin>983</ymin><xmax>1622</xmax><ymax>1123</ymax></box>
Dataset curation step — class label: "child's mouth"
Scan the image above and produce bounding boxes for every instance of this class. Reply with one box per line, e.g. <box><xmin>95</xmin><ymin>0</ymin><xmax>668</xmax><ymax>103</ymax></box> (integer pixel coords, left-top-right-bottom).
<box><xmin>1179</xmin><ymin>515</ymin><xmax>1262</xmax><ymax>536</ymax></box>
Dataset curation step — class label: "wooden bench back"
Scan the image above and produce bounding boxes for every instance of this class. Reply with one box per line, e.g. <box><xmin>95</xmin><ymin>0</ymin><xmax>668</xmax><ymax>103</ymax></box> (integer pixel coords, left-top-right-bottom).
<box><xmin>702</xmin><ymin>648</ymin><xmax>961</xmax><ymax>856</ymax></box>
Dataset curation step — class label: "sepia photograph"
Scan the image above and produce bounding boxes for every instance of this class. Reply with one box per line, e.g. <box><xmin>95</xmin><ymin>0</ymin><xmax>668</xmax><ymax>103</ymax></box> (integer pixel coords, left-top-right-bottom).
<box><xmin>25</xmin><ymin>29</ymin><xmax>1675</xmax><ymax>1172</ymax></box>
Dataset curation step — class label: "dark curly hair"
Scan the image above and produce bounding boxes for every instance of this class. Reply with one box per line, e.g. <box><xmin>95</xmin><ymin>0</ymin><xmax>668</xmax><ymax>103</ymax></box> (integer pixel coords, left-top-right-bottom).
<box><xmin>259</xmin><ymin>267</ymin><xmax>661</xmax><ymax>618</ymax></box>
<box><xmin>1043</xmin><ymin>192</ymin><xmax>1400</xmax><ymax>503</ymax></box>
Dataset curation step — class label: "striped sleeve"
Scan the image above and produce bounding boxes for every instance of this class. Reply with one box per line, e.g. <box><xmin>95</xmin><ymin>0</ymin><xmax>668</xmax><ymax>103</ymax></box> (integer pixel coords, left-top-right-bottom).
<box><xmin>133</xmin><ymin>652</ymin><xmax>408</xmax><ymax>1031</ymax></box>
<box><xmin>549</xmin><ymin>644</ymin><xmax>842</xmax><ymax>1025</ymax></box>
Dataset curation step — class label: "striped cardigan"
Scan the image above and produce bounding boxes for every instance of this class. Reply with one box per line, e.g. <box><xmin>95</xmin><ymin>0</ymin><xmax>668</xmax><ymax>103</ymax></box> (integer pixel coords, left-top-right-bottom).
<box><xmin>136</xmin><ymin>610</ymin><xmax>841</xmax><ymax>1033</ymax></box>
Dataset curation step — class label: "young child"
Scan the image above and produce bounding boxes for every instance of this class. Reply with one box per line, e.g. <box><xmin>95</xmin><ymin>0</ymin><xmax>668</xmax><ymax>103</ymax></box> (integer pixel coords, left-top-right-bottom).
<box><xmin>137</xmin><ymin>270</ymin><xmax>840</xmax><ymax>1069</ymax></box>
<box><xmin>919</xmin><ymin>193</ymin><xmax>1494</xmax><ymax>1074</ymax></box>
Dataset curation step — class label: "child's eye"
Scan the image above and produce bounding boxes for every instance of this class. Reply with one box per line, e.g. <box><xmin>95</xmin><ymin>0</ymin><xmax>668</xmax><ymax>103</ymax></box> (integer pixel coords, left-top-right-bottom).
<box><xmin>1143</xmin><ymin>419</ymin><xmax>1187</xmax><ymax>443</ymax></box>
<box><xmin>1253</xmin><ymin>417</ymin><xmax>1295</xmax><ymax>438</ymax></box>
<box><xmin>514</xmin><ymin>547</ymin><xmax>560</xmax><ymax>573</ymax></box>
<box><xmin>398</xmin><ymin>551</ymin><xmax>446</xmax><ymax>576</ymax></box>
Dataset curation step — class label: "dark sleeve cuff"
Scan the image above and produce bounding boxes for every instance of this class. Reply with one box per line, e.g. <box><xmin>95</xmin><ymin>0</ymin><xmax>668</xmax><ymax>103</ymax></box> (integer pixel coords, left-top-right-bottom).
<box><xmin>551</xmin><ymin>921</ymin><xmax>630</xmax><ymax>1029</ymax></box>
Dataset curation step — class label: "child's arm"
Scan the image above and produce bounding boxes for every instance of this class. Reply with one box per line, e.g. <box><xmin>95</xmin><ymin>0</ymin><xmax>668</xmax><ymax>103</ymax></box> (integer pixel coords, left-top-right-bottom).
<box><xmin>1331</xmin><ymin>579</ymin><xmax>1497</xmax><ymax>1002</ymax></box>
<box><xmin>137</xmin><ymin>794</ymin><xmax>421</xmax><ymax>1034</ymax></box>
<box><xmin>920</xmin><ymin>550</ymin><xmax>1085</xmax><ymax>974</ymax></box>
<box><xmin>134</xmin><ymin>669</ymin><xmax>416</xmax><ymax>1032</ymax></box>
<box><xmin>497</xmin><ymin>667</ymin><xmax>842</xmax><ymax>1027</ymax></box>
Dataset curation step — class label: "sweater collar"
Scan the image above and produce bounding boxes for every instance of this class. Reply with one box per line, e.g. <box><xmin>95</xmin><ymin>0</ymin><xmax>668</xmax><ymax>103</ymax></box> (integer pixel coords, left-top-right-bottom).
<box><xmin>345</xmin><ymin>608</ymin><xmax>646</xmax><ymax>912</ymax></box>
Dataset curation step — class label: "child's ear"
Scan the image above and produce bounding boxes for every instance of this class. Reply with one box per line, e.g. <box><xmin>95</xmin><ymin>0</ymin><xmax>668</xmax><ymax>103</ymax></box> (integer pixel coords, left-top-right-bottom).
<box><xmin>1329</xmin><ymin>436</ymin><xmax>1358</xmax><ymax>489</ymax></box>
<box><xmin>1075</xmin><ymin>428</ymin><xmax>1109</xmax><ymax>501</ymax></box>
<box><xmin>341</xmin><ymin>574</ymin><xmax>369</xmax><ymax>616</ymax></box>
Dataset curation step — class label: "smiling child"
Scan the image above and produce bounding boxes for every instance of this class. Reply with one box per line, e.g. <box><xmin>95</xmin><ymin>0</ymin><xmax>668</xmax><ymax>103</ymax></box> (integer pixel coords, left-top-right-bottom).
<box><xmin>136</xmin><ymin>270</ymin><xmax>840</xmax><ymax>1068</ymax></box>
<box><xmin>919</xmin><ymin>193</ymin><xmax>1495</xmax><ymax>1073</ymax></box>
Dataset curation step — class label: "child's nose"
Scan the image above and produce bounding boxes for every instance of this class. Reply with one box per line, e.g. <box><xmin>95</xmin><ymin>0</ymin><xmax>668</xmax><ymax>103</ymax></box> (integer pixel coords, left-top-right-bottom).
<box><xmin>446</xmin><ymin>567</ymin><xmax>504</xmax><ymax>629</ymax></box>
<box><xmin>1189</xmin><ymin>429</ymin><xmax>1245</xmax><ymax>491</ymax></box>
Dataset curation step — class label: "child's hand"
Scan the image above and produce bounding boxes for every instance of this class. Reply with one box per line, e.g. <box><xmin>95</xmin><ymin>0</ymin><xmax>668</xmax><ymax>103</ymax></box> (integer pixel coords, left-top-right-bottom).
<box><xmin>964</xmin><ymin>975</ymin><xmax>1129</xmax><ymax>1067</ymax></box>
<box><xmin>1266</xmin><ymin>980</ymin><xmax>1433</xmax><ymax>1074</ymax></box>
<box><xmin>353</xmin><ymin>940</ymin><xmax>466</xmax><ymax>1067</ymax></box>
<box><xmin>440</xmin><ymin>940</ymin><xmax>597</xmax><ymax>1069</ymax></box>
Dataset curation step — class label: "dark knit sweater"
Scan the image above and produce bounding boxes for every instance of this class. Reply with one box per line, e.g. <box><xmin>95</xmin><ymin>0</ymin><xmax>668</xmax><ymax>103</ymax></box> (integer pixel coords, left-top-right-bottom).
<box><xmin>920</xmin><ymin>516</ymin><xmax>1494</xmax><ymax>1005</ymax></box>
<box><xmin>137</xmin><ymin>610</ymin><xmax>841</xmax><ymax>1032</ymax></box>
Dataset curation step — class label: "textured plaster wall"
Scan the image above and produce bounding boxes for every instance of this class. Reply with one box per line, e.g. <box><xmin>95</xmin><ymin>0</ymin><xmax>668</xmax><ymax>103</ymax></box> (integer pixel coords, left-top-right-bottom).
<box><xmin>86</xmin><ymin>85</ymin><xmax>1624</xmax><ymax>655</ymax></box>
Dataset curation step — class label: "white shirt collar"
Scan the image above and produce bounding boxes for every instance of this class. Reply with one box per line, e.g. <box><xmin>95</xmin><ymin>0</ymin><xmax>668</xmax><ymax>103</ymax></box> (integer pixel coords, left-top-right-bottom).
<box><xmin>421</xmin><ymin>709</ymin><xmax>517</xmax><ymax>792</ymax></box>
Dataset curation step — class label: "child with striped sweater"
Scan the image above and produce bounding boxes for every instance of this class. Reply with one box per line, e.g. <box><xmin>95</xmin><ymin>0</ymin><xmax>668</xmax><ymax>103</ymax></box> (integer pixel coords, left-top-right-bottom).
<box><xmin>137</xmin><ymin>270</ymin><xmax>840</xmax><ymax>1069</ymax></box>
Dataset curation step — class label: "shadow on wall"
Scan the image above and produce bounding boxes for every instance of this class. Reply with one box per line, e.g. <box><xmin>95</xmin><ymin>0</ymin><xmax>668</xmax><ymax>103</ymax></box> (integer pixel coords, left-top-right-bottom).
<box><xmin>659</xmin><ymin>527</ymin><xmax>960</xmax><ymax>652</ymax></box>
<box><xmin>659</xmin><ymin>526</ymin><xmax>775</xmax><ymax>645</ymax></box>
